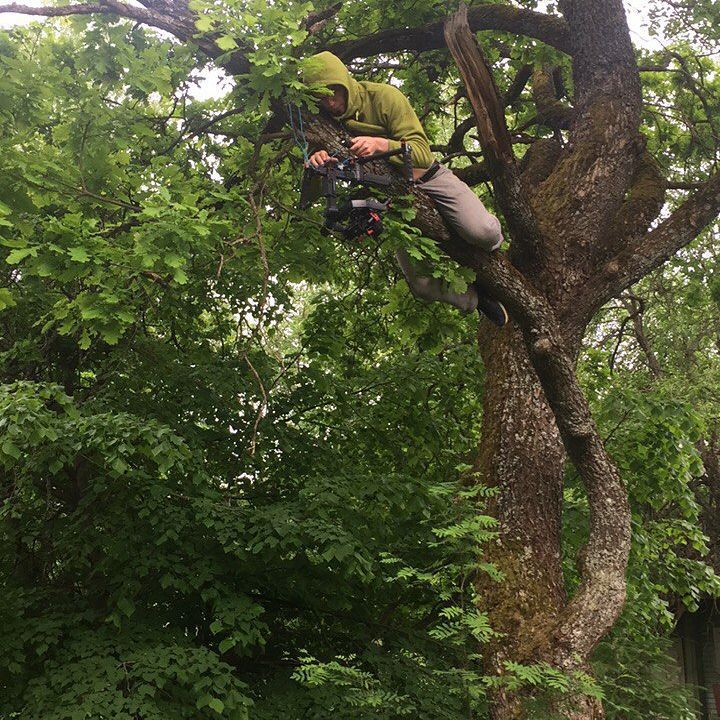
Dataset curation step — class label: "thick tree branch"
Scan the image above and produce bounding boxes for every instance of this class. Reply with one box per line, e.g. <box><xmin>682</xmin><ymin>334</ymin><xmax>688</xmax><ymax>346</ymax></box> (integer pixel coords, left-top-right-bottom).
<box><xmin>446</xmin><ymin>116</ymin><xmax>476</xmax><ymax>155</ymax></box>
<box><xmin>504</xmin><ymin>63</ymin><xmax>534</xmax><ymax>107</ymax></box>
<box><xmin>452</xmin><ymin>161</ymin><xmax>491</xmax><ymax>187</ymax></box>
<box><xmin>0</xmin><ymin>0</ymin><xmax>197</xmax><ymax>39</ymax></box>
<box><xmin>424</xmin><ymin>213</ymin><xmax>631</xmax><ymax>671</ymax></box>
<box><xmin>558</xmin><ymin>0</ymin><xmax>640</xmax><ymax>115</ymax></box>
<box><xmin>609</xmin><ymin>150</ymin><xmax>666</xmax><ymax>247</ymax></box>
<box><xmin>327</xmin><ymin>5</ymin><xmax>572</xmax><ymax>60</ymax></box>
<box><xmin>530</xmin><ymin>0</ymin><xmax>642</xmax><ymax>278</ymax></box>
<box><xmin>0</xmin><ymin>1</ymin><xmax>253</xmax><ymax>74</ymax></box>
<box><xmin>519</xmin><ymin>138</ymin><xmax>563</xmax><ymax>194</ymax></box>
<box><xmin>0</xmin><ymin>2</ymin><xmax>102</xmax><ymax>15</ymax></box>
<box><xmin>566</xmin><ymin>169</ymin><xmax>720</xmax><ymax>330</ymax></box>
<box><xmin>528</xmin><ymin>65</ymin><xmax>574</xmax><ymax>131</ymax></box>
<box><xmin>301</xmin><ymin>1</ymin><xmax>342</xmax><ymax>34</ymax></box>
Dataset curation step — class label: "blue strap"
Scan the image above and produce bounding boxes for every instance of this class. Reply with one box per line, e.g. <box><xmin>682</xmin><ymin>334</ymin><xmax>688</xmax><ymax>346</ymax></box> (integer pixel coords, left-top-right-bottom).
<box><xmin>287</xmin><ymin>102</ymin><xmax>310</xmax><ymax>164</ymax></box>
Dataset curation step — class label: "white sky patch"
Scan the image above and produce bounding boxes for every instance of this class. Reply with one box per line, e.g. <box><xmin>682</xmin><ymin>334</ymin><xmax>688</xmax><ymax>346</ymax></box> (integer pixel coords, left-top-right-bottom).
<box><xmin>188</xmin><ymin>65</ymin><xmax>234</xmax><ymax>101</ymax></box>
<box><xmin>624</xmin><ymin>0</ymin><xmax>665</xmax><ymax>51</ymax></box>
<box><xmin>0</xmin><ymin>0</ymin><xmax>43</xmax><ymax>28</ymax></box>
<box><xmin>0</xmin><ymin>0</ymin><xmax>667</xmax><ymax>100</ymax></box>
<box><xmin>1</xmin><ymin>1</ymin><xmax>660</xmax><ymax>47</ymax></box>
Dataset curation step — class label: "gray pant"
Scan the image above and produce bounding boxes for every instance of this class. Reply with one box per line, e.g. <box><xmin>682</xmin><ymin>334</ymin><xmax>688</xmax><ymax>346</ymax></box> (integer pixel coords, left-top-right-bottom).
<box><xmin>416</xmin><ymin>162</ymin><xmax>503</xmax><ymax>251</ymax></box>
<box><xmin>395</xmin><ymin>163</ymin><xmax>503</xmax><ymax>312</ymax></box>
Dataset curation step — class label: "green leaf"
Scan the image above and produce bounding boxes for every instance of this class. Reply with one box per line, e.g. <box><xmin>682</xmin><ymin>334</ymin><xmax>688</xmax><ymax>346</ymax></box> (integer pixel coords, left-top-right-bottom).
<box><xmin>164</xmin><ymin>252</ymin><xmax>183</xmax><ymax>268</ymax></box>
<box><xmin>6</xmin><ymin>247</ymin><xmax>34</xmax><ymax>264</ymax></box>
<box><xmin>78</xmin><ymin>330</ymin><xmax>91</xmax><ymax>350</ymax></box>
<box><xmin>0</xmin><ymin>287</ymin><xmax>16</xmax><ymax>311</ymax></box>
<box><xmin>117</xmin><ymin>596</ymin><xmax>135</xmax><ymax>617</ymax></box>
<box><xmin>68</xmin><ymin>246</ymin><xmax>90</xmax><ymax>263</ymax></box>
<box><xmin>2</xmin><ymin>440</ymin><xmax>21</xmax><ymax>459</ymax></box>
<box><xmin>217</xmin><ymin>35</ymin><xmax>238</xmax><ymax>51</ymax></box>
<box><xmin>218</xmin><ymin>637</ymin><xmax>236</xmax><ymax>654</ymax></box>
<box><xmin>195</xmin><ymin>14</ymin><xmax>214</xmax><ymax>32</ymax></box>
<box><xmin>209</xmin><ymin>698</ymin><xmax>225</xmax><ymax>714</ymax></box>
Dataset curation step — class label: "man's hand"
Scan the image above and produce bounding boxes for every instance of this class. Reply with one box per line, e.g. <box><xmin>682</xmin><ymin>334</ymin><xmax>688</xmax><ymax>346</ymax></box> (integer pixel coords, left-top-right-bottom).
<box><xmin>307</xmin><ymin>136</ymin><xmax>389</xmax><ymax>167</ymax></box>
<box><xmin>349</xmin><ymin>136</ymin><xmax>389</xmax><ymax>157</ymax></box>
<box><xmin>307</xmin><ymin>150</ymin><xmax>336</xmax><ymax>168</ymax></box>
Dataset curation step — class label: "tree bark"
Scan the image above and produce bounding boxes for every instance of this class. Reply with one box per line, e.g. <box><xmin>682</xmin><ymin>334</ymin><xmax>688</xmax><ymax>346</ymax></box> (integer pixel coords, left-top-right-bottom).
<box><xmin>475</xmin><ymin>324</ymin><xmax>566</xmax><ymax>717</ymax></box>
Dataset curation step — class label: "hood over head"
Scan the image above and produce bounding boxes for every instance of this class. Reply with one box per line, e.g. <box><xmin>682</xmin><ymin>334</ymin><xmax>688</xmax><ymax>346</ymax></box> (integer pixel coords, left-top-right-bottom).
<box><xmin>303</xmin><ymin>51</ymin><xmax>360</xmax><ymax>120</ymax></box>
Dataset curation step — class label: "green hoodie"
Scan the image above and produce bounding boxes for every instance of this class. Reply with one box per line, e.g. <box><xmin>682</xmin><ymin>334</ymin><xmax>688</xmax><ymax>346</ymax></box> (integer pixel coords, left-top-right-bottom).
<box><xmin>303</xmin><ymin>52</ymin><xmax>435</xmax><ymax>169</ymax></box>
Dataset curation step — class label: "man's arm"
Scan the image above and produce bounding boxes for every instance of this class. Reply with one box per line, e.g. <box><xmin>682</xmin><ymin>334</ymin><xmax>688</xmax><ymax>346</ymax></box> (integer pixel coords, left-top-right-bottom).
<box><xmin>335</xmin><ymin>87</ymin><xmax>434</xmax><ymax>167</ymax></box>
<box><xmin>377</xmin><ymin>85</ymin><xmax>435</xmax><ymax>169</ymax></box>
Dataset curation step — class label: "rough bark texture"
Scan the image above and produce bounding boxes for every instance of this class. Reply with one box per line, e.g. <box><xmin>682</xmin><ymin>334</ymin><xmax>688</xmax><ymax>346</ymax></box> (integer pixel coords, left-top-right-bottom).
<box><xmin>475</xmin><ymin>324</ymin><xmax>566</xmax><ymax>719</ymax></box>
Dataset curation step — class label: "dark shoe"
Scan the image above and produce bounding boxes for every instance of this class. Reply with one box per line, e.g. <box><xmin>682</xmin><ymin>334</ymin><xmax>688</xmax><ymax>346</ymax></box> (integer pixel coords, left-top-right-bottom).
<box><xmin>475</xmin><ymin>288</ymin><xmax>509</xmax><ymax>327</ymax></box>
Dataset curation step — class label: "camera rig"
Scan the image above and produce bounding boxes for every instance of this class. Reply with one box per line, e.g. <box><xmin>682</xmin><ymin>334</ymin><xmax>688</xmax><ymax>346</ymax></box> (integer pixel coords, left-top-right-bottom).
<box><xmin>299</xmin><ymin>139</ymin><xmax>413</xmax><ymax>241</ymax></box>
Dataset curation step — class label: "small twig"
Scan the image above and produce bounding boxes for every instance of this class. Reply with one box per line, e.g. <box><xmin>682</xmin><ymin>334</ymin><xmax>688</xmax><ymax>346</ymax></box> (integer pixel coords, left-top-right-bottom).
<box><xmin>243</xmin><ymin>352</ymin><xmax>268</xmax><ymax>457</ymax></box>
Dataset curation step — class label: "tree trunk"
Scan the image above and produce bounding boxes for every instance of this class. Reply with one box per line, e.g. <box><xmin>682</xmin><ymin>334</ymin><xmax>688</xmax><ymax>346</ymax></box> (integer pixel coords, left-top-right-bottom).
<box><xmin>476</xmin><ymin>323</ymin><xmax>566</xmax><ymax>648</ymax></box>
<box><xmin>475</xmin><ymin>324</ymin><xmax>569</xmax><ymax>717</ymax></box>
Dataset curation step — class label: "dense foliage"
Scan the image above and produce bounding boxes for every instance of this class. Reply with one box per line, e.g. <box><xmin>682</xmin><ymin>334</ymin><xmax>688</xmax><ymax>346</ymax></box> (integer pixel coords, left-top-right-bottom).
<box><xmin>1</xmin><ymin>1</ymin><xmax>720</xmax><ymax>717</ymax></box>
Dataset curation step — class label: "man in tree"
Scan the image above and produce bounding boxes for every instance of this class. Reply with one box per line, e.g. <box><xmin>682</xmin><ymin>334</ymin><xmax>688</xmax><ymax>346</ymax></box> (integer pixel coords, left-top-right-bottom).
<box><xmin>303</xmin><ymin>51</ymin><xmax>509</xmax><ymax>326</ymax></box>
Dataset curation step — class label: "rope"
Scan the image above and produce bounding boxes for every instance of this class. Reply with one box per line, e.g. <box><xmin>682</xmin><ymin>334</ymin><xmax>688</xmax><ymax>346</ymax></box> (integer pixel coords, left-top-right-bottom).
<box><xmin>286</xmin><ymin>102</ymin><xmax>310</xmax><ymax>164</ymax></box>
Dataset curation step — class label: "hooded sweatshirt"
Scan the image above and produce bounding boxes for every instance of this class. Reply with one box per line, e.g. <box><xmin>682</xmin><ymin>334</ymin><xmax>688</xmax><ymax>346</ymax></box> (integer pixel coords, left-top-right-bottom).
<box><xmin>303</xmin><ymin>52</ymin><xmax>435</xmax><ymax>170</ymax></box>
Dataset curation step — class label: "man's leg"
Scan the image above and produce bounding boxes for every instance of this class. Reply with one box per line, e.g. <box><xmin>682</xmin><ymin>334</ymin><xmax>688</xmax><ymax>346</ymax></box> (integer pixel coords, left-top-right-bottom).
<box><xmin>415</xmin><ymin>164</ymin><xmax>503</xmax><ymax>251</ymax></box>
<box><xmin>396</xmin><ymin>250</ymin><xmax>508</xmax><ymax>326</ymax></box>
<box><xmin>412</xmin><ymin>163</ymin><xmax>508</xmax><ymax>325</ymax></box>
<box><xmin>395</xmin><ymin>248</ymin><xmax>478</xmax><ymax>314</ymax></box>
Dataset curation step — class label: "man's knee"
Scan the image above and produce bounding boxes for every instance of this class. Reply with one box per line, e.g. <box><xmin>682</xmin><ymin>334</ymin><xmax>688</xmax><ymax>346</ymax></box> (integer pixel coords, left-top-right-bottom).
<box><xmin>405</xmin><ymin>275</ymin><xmax>436</xmax><ymax>302</ymax></box>
<box><xmin>463</xmin><ymin>214</ymin><xmax>503</xmax><ymax>251</ymax></box>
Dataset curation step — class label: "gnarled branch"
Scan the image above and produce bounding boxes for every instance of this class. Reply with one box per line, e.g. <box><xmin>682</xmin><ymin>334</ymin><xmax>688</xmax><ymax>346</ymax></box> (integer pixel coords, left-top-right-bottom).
<box><xmin>441</xmin><ymin>2</ymin><xmax>632</xmax><ymax>671</ymax></box>
<box><xmin>327</xmin><ymin>4</ymin><xmax>572</xmax><ymax>60</ymax></box>
<box><xmin>444</xmin><ymin>4</ymin><xmax>542</xmax><ymax>269</ymax></box>
<box><xmin>609</xmin><ymin>150</ymin><xmax>667</xmax><ymax>247</ymax></box>
<box><xmin>528</xmin><ymin>65</ymin><xmax>574</xmax><ymax>131</ymax></box>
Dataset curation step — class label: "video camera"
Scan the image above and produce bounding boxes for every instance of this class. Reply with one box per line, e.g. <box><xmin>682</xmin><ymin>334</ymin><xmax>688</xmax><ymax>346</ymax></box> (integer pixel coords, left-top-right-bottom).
<box><xmin>299</xmin><ymin>139</ymin><xmax>413</xmax><ymax>241</ymax></box>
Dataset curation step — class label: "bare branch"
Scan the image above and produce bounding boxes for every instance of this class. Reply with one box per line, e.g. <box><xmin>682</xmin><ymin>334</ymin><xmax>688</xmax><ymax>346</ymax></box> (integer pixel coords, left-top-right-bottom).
<box><xmin>163</xmin><ymin>107</ymin><xmax>247</xmax><ymax>154</ymax></box>
<box><xmin>624</xmin><ymin>293</ymin><xmax>663</xmax><ymax>377</ymax></box>
<box><xmin>327</xmin><ymin>4</ymin><xmax>572</xmax><ymax>60</ymax></box>
<box><xmin>444</xmin><ymin>3</ymin><xmax>543</xmax><ymax>269</ymax></box>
